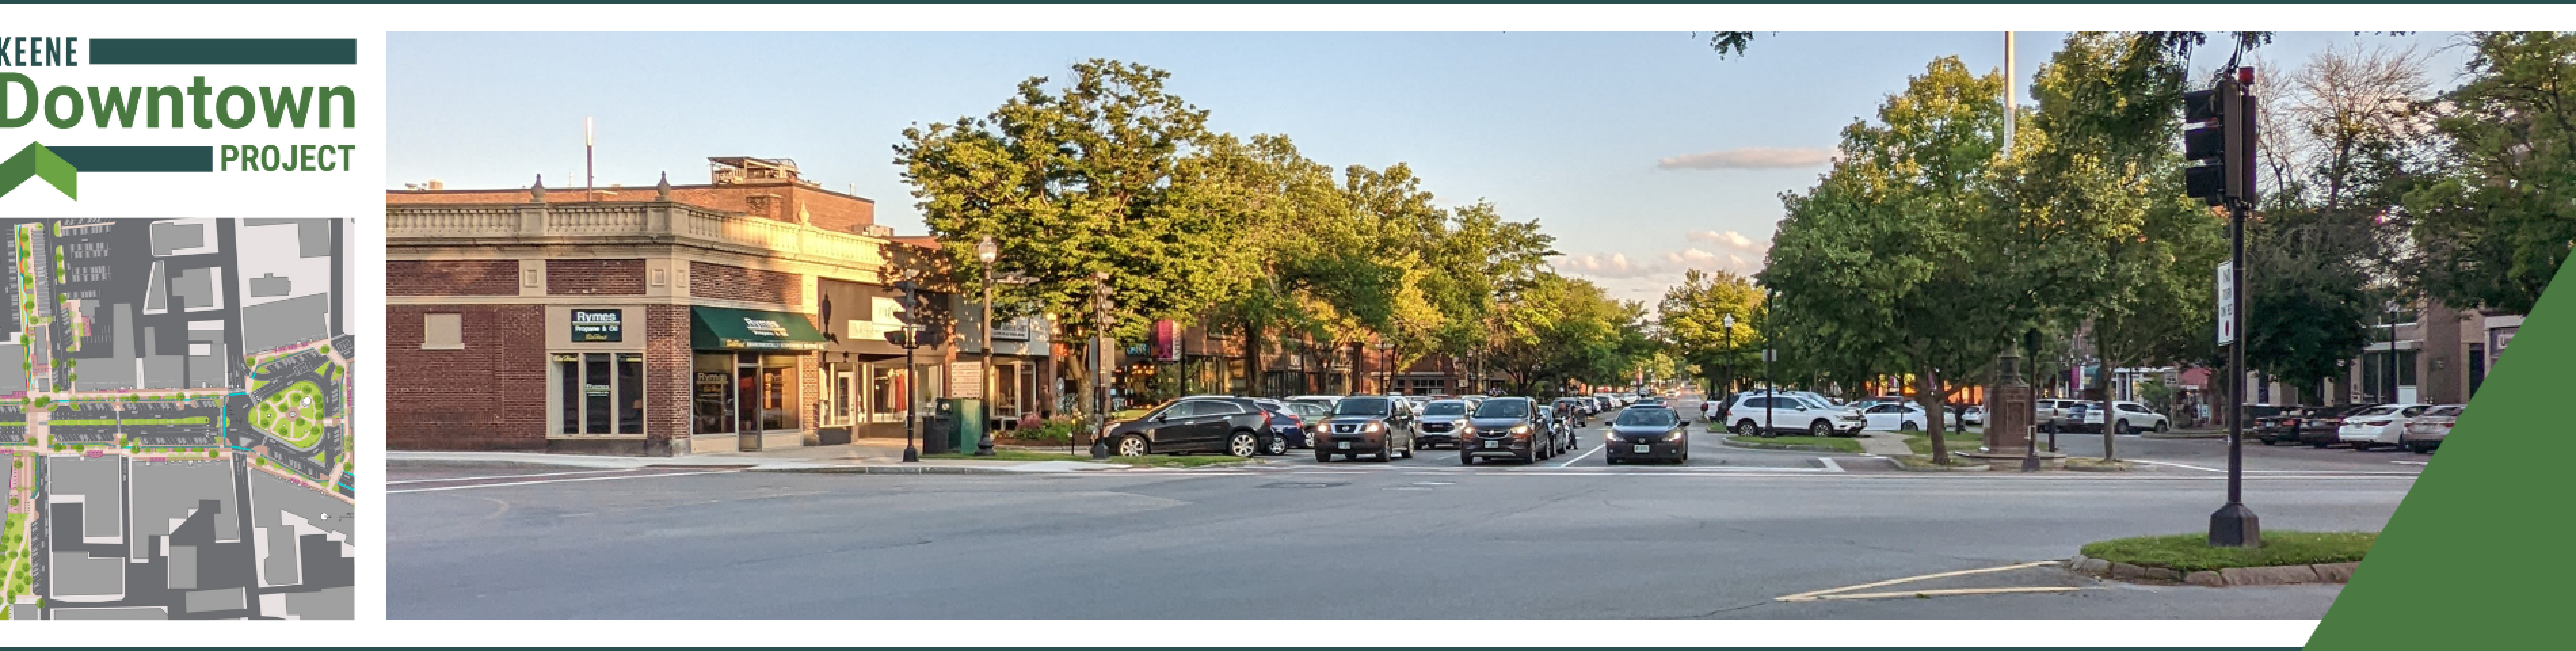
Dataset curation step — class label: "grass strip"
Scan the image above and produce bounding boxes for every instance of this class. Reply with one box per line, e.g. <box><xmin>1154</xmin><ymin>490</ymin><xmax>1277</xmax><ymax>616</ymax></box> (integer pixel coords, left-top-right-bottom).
<box><xmin>2080</xmin><ymin>531</ymin><xmax>2375</xmax><ymax>573</ymax></box>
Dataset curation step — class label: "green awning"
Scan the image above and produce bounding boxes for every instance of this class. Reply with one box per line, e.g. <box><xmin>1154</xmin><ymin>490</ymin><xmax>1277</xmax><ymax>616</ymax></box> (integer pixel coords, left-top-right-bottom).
<box><xmin>691</xmin><ymin>307</ymin><xmax>828</xmax><ymax>351</ymax></box>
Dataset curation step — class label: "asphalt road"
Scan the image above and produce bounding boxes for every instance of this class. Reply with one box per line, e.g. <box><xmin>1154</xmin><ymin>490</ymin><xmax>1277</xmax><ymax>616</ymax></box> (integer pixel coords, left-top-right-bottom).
<box><xmin>390</xmin><ymin>403</ymin><xmax>2408</xmax><ymax>620</ymax></box>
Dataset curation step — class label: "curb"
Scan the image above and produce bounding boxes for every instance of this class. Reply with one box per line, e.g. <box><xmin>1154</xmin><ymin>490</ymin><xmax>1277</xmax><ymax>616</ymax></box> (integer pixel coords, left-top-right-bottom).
<box><xmin>386</xmin><ymin>458</ymin><xmax>740</xmax><ymax>471</ymax></box>
<box><xmin>2061</xmin><ymin>460</ymin><xmax>2137</xmax><ymax>472</ymax></box>
<box><xmin>1718</xmin><ymin>438</ymin><xmax>1851</xmax><ymax>454</ymax></box>
<box><xmin>2067</xmin><ymin>555</ymin><xmax>2359</xmax><ymax>587</ymax></box>
<box><xmin>1888</xmin><ymin>456</ymin><xmax>1992</xmax><ymax>472</ymax></box>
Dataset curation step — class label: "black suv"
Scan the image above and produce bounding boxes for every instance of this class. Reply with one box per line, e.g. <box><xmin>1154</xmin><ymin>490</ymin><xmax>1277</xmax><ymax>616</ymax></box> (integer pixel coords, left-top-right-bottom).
<box><xmin>1102</xmin><ymin>397</ymin><xmax>1273</xmax><ymax>458</ymax></box>
<box><xmin>1461</xmin><ymin>397</ymin><xmax>1553</xmax><ymax>465</ymax></box>
<box><xmin>1316</xmin><ymin>395</ymin><xmax>1419</xmax><ymax>462</ymax></box>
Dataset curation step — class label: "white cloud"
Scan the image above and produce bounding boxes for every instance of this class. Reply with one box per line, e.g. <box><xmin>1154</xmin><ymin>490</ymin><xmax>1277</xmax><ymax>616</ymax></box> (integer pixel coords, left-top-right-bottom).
<box><xmin>1683</xmin><ymin>229</ymin><xmax>1767</xmax><ymax>252</ymax></box>
<box><xmin>1558</xmin><ymin>252</ymin><xmax>1659</xmax><ymax>279</ymax></box>
<box><xmin>1656</xmin><ymin>146</ymin><xmax>1836</xmax><ymax>170</ymax></box>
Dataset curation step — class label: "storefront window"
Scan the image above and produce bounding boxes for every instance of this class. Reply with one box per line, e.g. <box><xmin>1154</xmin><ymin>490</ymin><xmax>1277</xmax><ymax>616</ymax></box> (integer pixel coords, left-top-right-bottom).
<box><xmin>994</xmin><ymin>363</ymin><xmax>1026</xmax><ymax>419</ymax></box>
<box><xmin>555</xmin><ymin>353</ymin><xmax>580</xmax><ymax>434</ymax></box>
<box><xmin>559</xmin><ymin>352</ymin><xmax>647</xmax><ymax>435</ymax></box>
<box><xmin>868</xmin><ymin>363</ymin><xmax>905</xmax><ymax>423</ymax></box>
<box><xmin>618</xmin><ymin>353</ymin><xmax>644</xmax><ymax>434</ymax></box>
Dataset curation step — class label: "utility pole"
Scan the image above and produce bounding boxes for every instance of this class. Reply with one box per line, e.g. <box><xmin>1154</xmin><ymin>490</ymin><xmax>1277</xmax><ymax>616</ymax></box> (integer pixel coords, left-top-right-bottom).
<box><xmin>973</xmin><ymin>235</ymin><xmax>999</xmax><ymax>456</ymax></box>
<box><xmin>584</xmin><ymin>117</ymin><xmax>595</xmax><ymax>197</ymax></box>
<box><xmin>1088</xmin><ymin>271</ymin><xmax>1116</xmax><ymax>460</ymax></box>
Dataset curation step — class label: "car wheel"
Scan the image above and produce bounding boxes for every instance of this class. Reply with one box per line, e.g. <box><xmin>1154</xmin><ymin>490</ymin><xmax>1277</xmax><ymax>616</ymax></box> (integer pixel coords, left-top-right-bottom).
<box><xmin>1460</xmin><ymin>451</ymin><xmax>1475</xmax><ymax>466</ymax></box>
<box><xmin>2156</xmin><ymin>420</ymin><xmax>2171</xmax><ymax>433</ymax></box>
<box><xmin>1400</xmin><ymin>439</ymin><xmax>1415</xmax><ymax>460</ymax></box>
<box><xmin>1315</xmin><ymin>450</ymin><xmax>1332</xmax><ymax>463</ymax></box>
<box><xmin>1264</xmin><ymin>434</ymin><xmax>1290</xmax><ymax>456</ymax></box>
<box><xmin>1900</xmin><ymin>421</ymin><xmax>1920</xmax><ymax>433</ymax></box>
<box><xmin>2312</xmin><ymin>440</ymin><xmax>2331</xmax><ymax>448</ymax></box>
<box><xmin>1116</xmin><ymin>435</ymin><xmax>1150</xmax><ymax>457</ymax></box>
<box><xmin>1733</xmin><ymin>420</ymin><xmax>1754</xmax><ymax>436</ymax></box>
<box><xmin>1810</xmin><ymin>420</ymin><xmax>1833</xmax><ymax>437</ymax></box>
<box><xmin>2414</xmin><ymin>444</ymin><xmax>2432</xmax><ymax>454</ymax></box>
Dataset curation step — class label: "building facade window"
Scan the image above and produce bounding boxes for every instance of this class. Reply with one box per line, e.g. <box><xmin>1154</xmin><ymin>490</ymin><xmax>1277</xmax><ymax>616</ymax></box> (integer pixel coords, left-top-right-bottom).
<box><xmin>868</xmin><ymin>363</ymin><xmax>906</xmax><ymax>423</ymax></box>
<box><xmin>422</xmin><ymin>313</ymin><xmax>463</xmax><ymax>349</ymax></box>
<box><xmin>553</xmin><ymin>352</ymin><xmax>645</xmax><ymax>435</ymax></box>
<box><xmin>694</xmin><ymin>354</ymin><xmax>733</xmax><ymax>435</ymax></box>
<box><xmin>822</xmin><ymin>363</ymin><xmax>858</xmax><ymax>426</ymax></box>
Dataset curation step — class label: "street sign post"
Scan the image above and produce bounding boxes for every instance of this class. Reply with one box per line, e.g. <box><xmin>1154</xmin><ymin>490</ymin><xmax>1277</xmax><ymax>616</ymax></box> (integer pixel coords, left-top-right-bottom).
<box><xmin>2216</xmin><ymin>260</ymin><xmax>2235</xmax><ymax>346</ymax></box>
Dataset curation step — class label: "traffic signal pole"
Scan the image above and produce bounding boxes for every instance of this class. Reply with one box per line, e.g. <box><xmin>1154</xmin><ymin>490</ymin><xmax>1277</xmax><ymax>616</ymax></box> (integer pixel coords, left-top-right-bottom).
<box><xmin>2186</xmin><ymin>67</ymin><xmax>2261</xmax><ymax>548</ymax></box>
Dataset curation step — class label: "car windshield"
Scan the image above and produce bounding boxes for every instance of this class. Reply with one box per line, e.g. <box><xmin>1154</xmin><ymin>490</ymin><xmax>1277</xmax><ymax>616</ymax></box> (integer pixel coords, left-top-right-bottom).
<box><xmin>2426</xmin><ymin>406</ymin><xmax>2463</xmax><ymax>417</ymax></box>
<box><xmin>1473</xmin><ymin>399</ymin><xmax>1531</xmax><ymax>419</ymax></box>
<box><xmin>1615</xmin><ymin>409</ymin><xmax>1677</xmax><ymax>427</ymax></box>
<box><xmin>1288</xmin><ymin>403</ymin><xmax>1329</xmax><ymax>418</ymax></box>
<box><xmin>2355</xmin><ymin>406</ymin><xmax>2398</xmax><ymax>417</ymax></box>
<box><xmin>1422</xmin><ymin>401</ymin><xmax>1468</xmax><ymax>416</ymax></box>
<box><xmin>1333</xmin><ymin>397</ymin><xmax>1392</xmax><ymax>416</ymax></box>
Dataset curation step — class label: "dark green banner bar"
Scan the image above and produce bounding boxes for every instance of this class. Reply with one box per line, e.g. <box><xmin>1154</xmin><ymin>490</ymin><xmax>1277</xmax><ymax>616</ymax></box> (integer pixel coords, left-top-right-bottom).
<box><xmin>50</xmin><ymin>146</ymin><xmax>212</xmax><ymax>172</ymax></box>
<box><xmin>89</xmin><ymin>39</ymin><xmax>357</xmax><ymax>65</ymax></box>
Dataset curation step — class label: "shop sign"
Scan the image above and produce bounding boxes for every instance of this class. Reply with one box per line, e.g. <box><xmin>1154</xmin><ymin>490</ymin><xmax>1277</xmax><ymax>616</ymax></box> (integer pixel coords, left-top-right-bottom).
<box><xmin>951</xmin><ymin>362</ymin><xmax>984</xmax><ymax>399</ymax></box>
<box><xmin>571</xmin><ymin>309</ymin><xmax>623</xmax><ymax>342</ymax></box>
<box><xmin>743</xmin><ymin>317</ymin><xmax>790</xmax><ymax>338</ymax></box>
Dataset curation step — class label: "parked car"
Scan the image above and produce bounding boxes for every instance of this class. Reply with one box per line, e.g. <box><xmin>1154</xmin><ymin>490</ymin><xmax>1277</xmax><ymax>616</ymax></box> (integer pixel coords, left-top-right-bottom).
<box><xmin>1552</xmin><ymin>397</ymin><xmax>1592</xmax><ymax>427</ymax></box>
<box><xmin>1861</xmin><ymin>402</ymin><xmax>1929</xmax><ymax>432</ymax></box>
<box><xmin>1416</xmin><ymin>399</ymin><xmax>1477</xmax><ymax>450</ymax></box>
<box><xmin>1960</xmin><ymin>405</ymin><xmax>1985</xmax><ymax>426</ymax></box>
<box><xmin>1101</xmin><ymin>396</ymin><xmax>1274</xmax><ymax>458</ymax></box>
<box><xmin>2033</xmin><ymin>399</ymin><xmax>2085</xmax><ymax>432</ymax></box>
<box><xmin>1605</xmin><ymin>403</ymin><xmax>1689</xmax><ymax>465</ymax></box>
<box><xmin>1278</xmin><ymin>401</ymin><xmax>1333</xmax><ymax>449</ymax></box>
<box><xmin>2253</xmin><ymin>406</ymin><xmax>2319</xmax><ymax>446</ymax></box>
<box><xmin>1538</xmin><ymin>405</ymin><xmax>1577</xmax><ymax>452</ymax></box>
<box><xmin>2401</xmin><ymin>404</ymin><xmax>2462</xmax><ymax>454</ymax></box>
<box><xmin>1723</xmin><ymin>393</ymin><xmax>1866</xmax><ymax>437</ymax></box>
<box><xmin>2065</xmin><ymin>401</ymin><xmax>2171</xmax><ymax>435</ymax></box>
<box><xmin>2293</xmin><ymin>404</ymin><xmax>2377</xmax><ymax>447</ymax></box>
<box><xmin>1316</xmin><ymin>395</ymin><xmax>1419</xmax><ymax>462</ymax></box>
<box><xmin>2337</xmin><ymin>403</ymin><xmax>2432</xmax><ymax>449</ymax></box>
<box><xmin>1462</xmin><ymin>397</ymin><xmax>1552</xmax><ymax>465</ymax></box>
<box><xmin>1283</xmin><ymin>395</ymin><xmax>1344</xmax><ymax>411</ymax></box>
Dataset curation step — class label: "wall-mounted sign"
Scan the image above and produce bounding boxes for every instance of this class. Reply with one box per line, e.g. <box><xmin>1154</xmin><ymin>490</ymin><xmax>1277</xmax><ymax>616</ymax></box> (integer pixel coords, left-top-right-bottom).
<box><xmin>742</xmin><ymin>317</ymin><xmax>789</xmax><ymax>338</ymax></box>
<box><xmin>1152</xmin><ymin>319</ymin><xmax>1181</xmax><ymax>361</ymax></box>
<box><xmin>571</xmin><ymin>309</ymin><xmax>623</xmax><ymax>342</ymax></box>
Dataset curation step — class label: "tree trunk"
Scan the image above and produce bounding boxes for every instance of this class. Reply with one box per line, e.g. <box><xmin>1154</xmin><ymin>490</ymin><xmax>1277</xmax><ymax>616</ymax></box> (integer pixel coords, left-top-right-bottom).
<box><xmin>1243</xmin><ymin>321</ymin><xmax>1264</xmax><ymax>398</ymax></box>
<box><xmin>1919</xmin><ymin>363</ymin><xmax>1950</xmax><ymax>465</ymax></box>
<box><xmin>2099</xmin><ymin>345</ymin><xmax>2119</xmax><ymax>462</ymax></box>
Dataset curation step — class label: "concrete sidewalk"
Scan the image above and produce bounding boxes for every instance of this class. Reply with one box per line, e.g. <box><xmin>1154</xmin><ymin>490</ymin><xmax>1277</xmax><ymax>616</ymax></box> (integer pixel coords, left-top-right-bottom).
<box><xmin>388</xmin><ymin>439</ymin><xmax>1123</xmax><ymax>475</ymax></box>
<box><xmin>1855</xmin><ymin>431</ymin><xmax>1916</xmax><ymax>456</ymax></box>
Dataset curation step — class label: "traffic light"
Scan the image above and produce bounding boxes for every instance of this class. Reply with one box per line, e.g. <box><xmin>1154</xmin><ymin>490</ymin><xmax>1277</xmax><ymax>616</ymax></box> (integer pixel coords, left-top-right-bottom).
<box><xmin>2181</xmin><ymin>68</ymin><xmax>2258</xmax><ymax>206</ymax></box>
<box><xmin>893</xmin><ymin>279</ymin><xmax>921</xmax><ymax>323</ymax></box>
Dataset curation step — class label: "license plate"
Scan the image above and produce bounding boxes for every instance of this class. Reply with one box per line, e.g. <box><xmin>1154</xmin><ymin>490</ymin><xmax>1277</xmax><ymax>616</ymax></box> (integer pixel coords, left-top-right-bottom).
<box><xmin>1338</xmin><ymin>442</ymin><xmax>1351</xmax><ymax>450</ymax></box>
<box><xmin>1484</xmin><ymin>440</ymin><xmax>1500</xmax><ymax>448</ymax></box>
<box><xmin>1634</xmin><ymin>445</ymin><xmax>1652</xmax><ymax>454</ymax></box>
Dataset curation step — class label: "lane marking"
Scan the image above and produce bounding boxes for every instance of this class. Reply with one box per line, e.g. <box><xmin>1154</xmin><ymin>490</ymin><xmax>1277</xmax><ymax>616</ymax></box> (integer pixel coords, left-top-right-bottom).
<box><xmin>1556</xmin><ymin>443</ymin><xmax>1605</xmax><ymax>467</ymax></box>
<box><xmin>389</xmin><ymin>469</ymin><xmax>741</xmax><ymax>494</ymax></box>
<box><xmin>1817</xmin><ymin>457</ymin><xmax>1845</xmax><ymax>473</ymax></box>
<box><xmin>386</xmin><ymin>468</ymin><xmax>655</xmax><ymax>485</ymax></box>
<box><xmin>1776</xmin><ymin>561</ymin><xmax>2058</xmax><ymax>602</ymax></box>
<box><xmin>2390</xmin><ymin>460</ymin><xmax>2428</xmax><ymax>466</ymax></box>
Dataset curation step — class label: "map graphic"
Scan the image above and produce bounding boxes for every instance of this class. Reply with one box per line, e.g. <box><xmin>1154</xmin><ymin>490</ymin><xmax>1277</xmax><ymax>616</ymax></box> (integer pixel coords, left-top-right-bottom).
<box><xmin>2</xmin><ymin>219</ymin><xmax>351</xmax><ymax>620</ymax></box>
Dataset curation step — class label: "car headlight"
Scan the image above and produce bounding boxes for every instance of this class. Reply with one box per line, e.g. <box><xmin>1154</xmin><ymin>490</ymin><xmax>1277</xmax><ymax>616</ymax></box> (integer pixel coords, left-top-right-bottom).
<box><xmin>1510</xmin><ymin>425</ymin><xmax>1531</xmax><ymax>436</ymax></box>
<box><xmin>1457</xmin><ymin>425</ymin><xmax>1475</xmax><ymax>435</ymax></box>
<box><xmin>1664</xmin><ymin>429</ymin><xmax>1685</xmax><ymax>442</ymax></box>
<box><xmin>1363</xmin><ymin>421</ymin><xmax>1384</xmax><ymax>432</ymax></box>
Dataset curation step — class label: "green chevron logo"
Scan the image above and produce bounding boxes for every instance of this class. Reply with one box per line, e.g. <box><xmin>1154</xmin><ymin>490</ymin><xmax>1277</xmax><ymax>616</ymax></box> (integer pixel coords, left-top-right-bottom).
<box><xmin>0</xmin><ymin>142</ymin><xmax>79</xmax><ymax>200</ymax></box>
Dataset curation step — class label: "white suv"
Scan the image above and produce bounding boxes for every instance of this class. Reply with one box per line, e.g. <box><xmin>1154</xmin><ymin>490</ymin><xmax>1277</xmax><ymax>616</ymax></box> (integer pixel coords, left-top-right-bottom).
<box><xmin>1725</xmin><ymin>393</ymin><xmax>1866</xmax><ymax>437</ymax></box>
<box><xmin>2068</xmin><ymin>401</ymin><xmax>2171</xmax><ymax>435</ymax></box>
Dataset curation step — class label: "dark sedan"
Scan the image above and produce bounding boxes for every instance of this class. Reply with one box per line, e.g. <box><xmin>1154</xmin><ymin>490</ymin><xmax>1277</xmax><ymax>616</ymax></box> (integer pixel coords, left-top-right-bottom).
<box><xmin>1605</xmin><ymin>406</ymin><xmax>1688</xmax><ymax>465</ymax></box>
<box><xmin>2297</xmin><ymin>404</ymin><xmax>2378</xmax><ymax>447</ymax></box>
<box><xmin>1460</xmin><ymin>397</ymin><xmax>1552</xmax><ymax>465</ymax></box>
<box><xmin>1316</xmin><ymin>395</ymin><xmax>1418</xmax><ymax>462</ymax></box>
<box><xmin>1101</xmin><ymin>397</ymin><xmax>1274</xmax><ymax>458</ymax></box>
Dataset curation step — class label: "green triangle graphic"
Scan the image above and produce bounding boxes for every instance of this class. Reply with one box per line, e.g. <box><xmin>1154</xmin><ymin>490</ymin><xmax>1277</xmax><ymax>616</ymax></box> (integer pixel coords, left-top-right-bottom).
<box><xmin>2305</xmin><ymin>258</ymin><xmax>2575</xmax><ymax>648</ymax></box>
<box><xmin>0</xmin><ymin>142</ymin><xmax>79</xmax><ymax>200</ymax></box>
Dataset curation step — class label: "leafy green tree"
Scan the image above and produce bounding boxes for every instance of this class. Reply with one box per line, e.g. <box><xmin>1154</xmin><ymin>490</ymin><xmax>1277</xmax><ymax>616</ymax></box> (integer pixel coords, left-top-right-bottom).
<box><xmin>1763</xmin><ymin>56</ymin><xmax>2013</xmax><ymax>462</ymax></box>
<box><xmin>1483</xmin><ymin>274</ymin><xmax>1647</xmax><ymax>397</ymax></box>
<box><xmin>1657</xmin><ymin>269</ymin><xmax>1765</xmax><ymax>395</ymax></box>
<box><xmin>897</xmin><ymin>59</ymin><xmax>1249</xmax><ymax>416</ymax></box>
<box><xmin>2402</xmin><ymin>32</ymin><xmax>2576</xmax><ymax>316</ymax></box>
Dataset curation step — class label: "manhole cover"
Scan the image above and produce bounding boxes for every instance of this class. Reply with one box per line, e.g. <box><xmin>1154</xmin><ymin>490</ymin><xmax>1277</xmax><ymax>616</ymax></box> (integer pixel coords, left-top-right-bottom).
<box><xmin>1260</xmin><ymin>481</ymin><xmax>1348</xmax><ymax>489</ymax></box>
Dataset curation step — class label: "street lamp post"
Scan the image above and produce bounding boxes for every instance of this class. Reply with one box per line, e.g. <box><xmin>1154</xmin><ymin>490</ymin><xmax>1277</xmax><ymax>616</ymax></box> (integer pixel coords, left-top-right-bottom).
<box><xmin>1721</xmin><ymin>313</ymin><xmax>1736</xmax><ymax>397</ymax></box>
<box><xmin>973</xmin><ymin>235</ymin><xmax>999</xmax><ymax>456</ymax></box>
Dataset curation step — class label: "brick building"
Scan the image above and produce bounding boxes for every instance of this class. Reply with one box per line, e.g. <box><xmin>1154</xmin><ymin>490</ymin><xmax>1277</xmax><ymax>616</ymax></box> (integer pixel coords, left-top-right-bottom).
<box><xmin>388</xmin><ymin>157</ymin><xmax>1051</xmax><ymax>456</ymax></box>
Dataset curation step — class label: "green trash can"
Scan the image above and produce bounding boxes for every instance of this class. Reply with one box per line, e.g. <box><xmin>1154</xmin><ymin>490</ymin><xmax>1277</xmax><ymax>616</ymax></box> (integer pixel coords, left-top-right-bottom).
<box><xmin>940</xmin><ymin>398</ymin><xmax>988</xmax><ymax>452</ymax></box>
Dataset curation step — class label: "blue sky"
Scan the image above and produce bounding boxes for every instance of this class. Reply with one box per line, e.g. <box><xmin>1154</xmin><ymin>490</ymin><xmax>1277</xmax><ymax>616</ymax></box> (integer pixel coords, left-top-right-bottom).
<box><xmin>390</xmin><ymin>31</ymin><xmax>2470</xmax><ymax>303</ymax></box>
